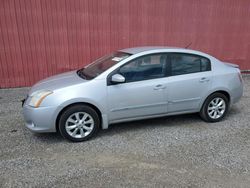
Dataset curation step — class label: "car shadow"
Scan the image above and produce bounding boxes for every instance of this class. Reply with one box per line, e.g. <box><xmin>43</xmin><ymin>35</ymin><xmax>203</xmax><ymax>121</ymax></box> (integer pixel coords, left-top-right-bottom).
<box><xmin>227</xmin><ymin>105</ymin><xmax>242</xmax><ymax>115</ymax></box>
<box><xmin>32</xmin><ymin>132</ymin><xmax>64</xmax><ymax>143</ymax></box>
<box><xmin>98</xmin><ymin>113</ymin><xmax>201</xmax><ymax>138</ymax></box>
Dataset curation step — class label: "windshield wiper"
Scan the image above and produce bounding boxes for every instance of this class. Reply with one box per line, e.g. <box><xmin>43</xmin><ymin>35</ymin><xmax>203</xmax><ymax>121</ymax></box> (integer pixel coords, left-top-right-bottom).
<box><xmin>77</xmin><ymin>69</ymin><xmax>87</xmax><ymax>79</ymax></box>
<box><xmin>77</xmin><ymin>68</ymin><xmax>95</xmax><ymax>80</ymax></box>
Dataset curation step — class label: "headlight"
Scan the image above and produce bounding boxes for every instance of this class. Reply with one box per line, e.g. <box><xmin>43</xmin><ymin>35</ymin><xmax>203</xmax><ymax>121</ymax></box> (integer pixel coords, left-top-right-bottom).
<box><xmin>28</xmin><ymin>90</ymin><xmax>53</xmax><ymax>108</ymax></box>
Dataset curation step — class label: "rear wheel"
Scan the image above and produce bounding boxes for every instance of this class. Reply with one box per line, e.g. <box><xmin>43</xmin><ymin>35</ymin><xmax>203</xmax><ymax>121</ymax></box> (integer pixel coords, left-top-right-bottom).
<box><xmin>58</xmin><ymin>105</ymin><xmax>100</xmax><ymax>142</ymax></box>
<box><xmin>200</xmin><ymin>93</ymin><xmax>229</xmax><ymax>122</ymax></box>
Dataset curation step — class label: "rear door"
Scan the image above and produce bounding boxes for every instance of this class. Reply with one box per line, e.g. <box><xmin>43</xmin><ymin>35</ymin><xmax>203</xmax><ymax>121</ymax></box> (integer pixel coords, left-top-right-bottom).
<box><xmin>165</xmin><ymin>53</ymin><xmax>213</xmax><ymax>113</ymax></box>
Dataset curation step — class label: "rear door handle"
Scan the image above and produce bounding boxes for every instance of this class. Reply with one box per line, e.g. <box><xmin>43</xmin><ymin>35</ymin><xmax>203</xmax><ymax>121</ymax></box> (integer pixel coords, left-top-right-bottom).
<box><xmin>154</xmin><ymin>84</ymin><xmax>166</xmax><ymax>90</ymax></box>
<box><xmin>199</xmin><ymin>77</ymin><xmax>210</xmax><ymax>83</ymax></box>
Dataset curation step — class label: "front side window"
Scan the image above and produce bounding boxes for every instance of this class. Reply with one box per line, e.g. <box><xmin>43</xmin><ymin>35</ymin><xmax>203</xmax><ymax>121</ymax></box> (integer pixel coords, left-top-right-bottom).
<box><xmin>170</xmin><ymin>53</ymin><xmax>211</xmax><ymax>76</ymax></box>
<box><xmin>77</xmin><ymin>52</ymin><xmax>131</xmax><ymax>79</ymax></box>
<box><xmin>119</xmin><ymin>54</ymin><xmax>168</xmax><ymax>82</ymax></box>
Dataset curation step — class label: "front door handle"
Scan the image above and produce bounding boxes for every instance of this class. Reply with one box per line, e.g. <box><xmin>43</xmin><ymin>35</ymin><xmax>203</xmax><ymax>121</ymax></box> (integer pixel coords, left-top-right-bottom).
<box><xmin>154</xmin><ymin>84</ymin><xmax>166</xmax><ymax>90</ymax></box>
<box><xmin>199</xmin><ymin>77</ymin><xmax>210</xmax><ymax>83</ymax></box>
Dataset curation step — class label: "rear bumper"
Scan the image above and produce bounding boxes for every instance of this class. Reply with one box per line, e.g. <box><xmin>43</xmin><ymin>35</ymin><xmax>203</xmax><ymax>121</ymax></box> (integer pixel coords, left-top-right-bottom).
<box><xmin>23</xmin><ymin>104</ymin><xmax>57</xmax><ymax>133</ymax></box>
<box><xmin>231</xmin><ymin>83</ymin><xmax>243</xmax><ymax>104</ymax></box>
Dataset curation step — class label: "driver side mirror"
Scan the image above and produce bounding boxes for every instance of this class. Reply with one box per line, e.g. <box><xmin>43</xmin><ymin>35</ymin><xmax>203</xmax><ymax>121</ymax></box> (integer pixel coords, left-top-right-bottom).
<box><xmin>111</xmin><ymin>74</ymin><xmax>125</xmax><ymax>84</ymax></box>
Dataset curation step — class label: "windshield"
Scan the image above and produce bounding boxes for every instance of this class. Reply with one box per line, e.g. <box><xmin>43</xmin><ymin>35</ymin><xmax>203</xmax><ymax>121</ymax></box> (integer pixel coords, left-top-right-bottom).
<box><xmin>77</xmin><ymin>51</ymin><xmax>131</xmax><ymax>79</ymax></box>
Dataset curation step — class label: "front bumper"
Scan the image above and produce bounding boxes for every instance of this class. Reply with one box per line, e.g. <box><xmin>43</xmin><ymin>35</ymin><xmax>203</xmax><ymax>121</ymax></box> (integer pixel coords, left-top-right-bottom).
<box><xmin>23</xmin><ymin>104</ymin><xmax>58</xmax><ymax>133</ymax></box>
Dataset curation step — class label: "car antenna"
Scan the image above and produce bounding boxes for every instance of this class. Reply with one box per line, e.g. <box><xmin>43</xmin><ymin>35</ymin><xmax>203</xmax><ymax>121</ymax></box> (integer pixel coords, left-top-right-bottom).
<box><xmin>185</xmin><ymin>42</ymin><xmax>192</xmax><ymax>49</ymax></box>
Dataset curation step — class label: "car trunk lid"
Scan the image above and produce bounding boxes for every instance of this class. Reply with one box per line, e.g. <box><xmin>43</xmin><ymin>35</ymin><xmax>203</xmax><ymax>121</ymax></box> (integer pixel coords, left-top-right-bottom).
<box><xmin>223</xmin><ymin>62</ymin><xmax>239</xmax><ymax>68</ymax></box>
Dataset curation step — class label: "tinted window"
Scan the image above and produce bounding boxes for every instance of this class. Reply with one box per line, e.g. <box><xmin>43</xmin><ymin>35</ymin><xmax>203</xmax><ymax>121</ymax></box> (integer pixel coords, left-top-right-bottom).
<box><xmin>119</xmin><ymin>54</ymin><xmax>168</xmax><ymax>82</ymax></box>
<box><xmin>170</xmin><ymin>53</ymin><xmax>211</xmax><ymax>76</ymax></box>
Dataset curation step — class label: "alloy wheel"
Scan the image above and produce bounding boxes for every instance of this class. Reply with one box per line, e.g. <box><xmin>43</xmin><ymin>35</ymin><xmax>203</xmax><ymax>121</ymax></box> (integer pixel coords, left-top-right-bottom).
<box><xmin>207</xmin><ymin>97</ymin><xmax>226</xmax><ymax>119</ymax></box>
<box><xmin>65</xmin><ymin>112</ymin><xmax>94</xmax><ymax>138</ymax></box>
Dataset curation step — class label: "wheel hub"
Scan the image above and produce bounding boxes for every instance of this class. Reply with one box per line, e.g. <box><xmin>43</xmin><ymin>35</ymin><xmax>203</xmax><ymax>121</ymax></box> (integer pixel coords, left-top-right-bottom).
<box><xmin>65</xmin><ymin>112</ymin><xmax>94</xmax><ymax>139</ymax></box>
<box><xmin>207</xmin><ymin>97</ymin><xmax>226</xmax><ymax>119</ymax></box>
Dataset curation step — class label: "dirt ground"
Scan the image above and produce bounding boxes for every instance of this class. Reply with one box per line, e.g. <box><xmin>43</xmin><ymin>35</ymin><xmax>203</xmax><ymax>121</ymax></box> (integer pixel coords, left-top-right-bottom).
<box><xmin>0</xmin><ymin>76</ymin><xmax>250</xmax><ymax>187</ymax></box>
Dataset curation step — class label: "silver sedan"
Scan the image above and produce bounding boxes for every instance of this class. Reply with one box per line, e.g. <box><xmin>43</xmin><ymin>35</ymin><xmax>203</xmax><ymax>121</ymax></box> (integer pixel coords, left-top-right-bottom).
<box><xmin>22</xmin><ymin>47</ymin><xmax>243</xmax><ymax>142</ymax></box>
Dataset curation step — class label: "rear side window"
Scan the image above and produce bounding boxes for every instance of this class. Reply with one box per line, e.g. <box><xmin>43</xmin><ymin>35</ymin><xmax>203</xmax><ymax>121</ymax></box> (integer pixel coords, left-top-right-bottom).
<box><xmin>170</xmin><ymin>53</ymin><xmax>211</xmax><ymax>76</ymax></box>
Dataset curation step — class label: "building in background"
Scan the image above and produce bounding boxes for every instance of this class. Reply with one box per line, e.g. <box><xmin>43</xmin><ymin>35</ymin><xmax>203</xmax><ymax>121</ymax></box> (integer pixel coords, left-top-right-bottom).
<box><xmin>0</xmin><ymin>0</ymin><xmax>250</xmax><ymax>88</ymax></box>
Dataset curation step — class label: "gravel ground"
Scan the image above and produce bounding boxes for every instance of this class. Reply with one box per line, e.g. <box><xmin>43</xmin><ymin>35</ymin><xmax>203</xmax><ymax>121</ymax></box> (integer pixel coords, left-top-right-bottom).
<box><xmin>0</xmin><ymin>75</ymin><xmax>250</xmax><ymax>188</ymax></box>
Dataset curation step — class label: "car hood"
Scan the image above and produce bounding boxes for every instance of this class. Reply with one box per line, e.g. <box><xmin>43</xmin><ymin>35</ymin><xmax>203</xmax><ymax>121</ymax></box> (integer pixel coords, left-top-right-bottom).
<box><xmin>29</xmin><ymin>71</ymin><xmax>86</xmax><ymax>96</ymax></box>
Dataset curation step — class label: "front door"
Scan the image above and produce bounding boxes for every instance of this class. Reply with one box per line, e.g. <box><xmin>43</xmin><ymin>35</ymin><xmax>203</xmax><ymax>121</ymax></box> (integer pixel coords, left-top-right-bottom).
<box><xmin>108</xmin><ymin>78</ymin><xmax>167</xmax><ymax>121</ymax></box>
<box><xmin>107</xmin><ymin>53</ymin><xmax>169</xmax><ymax>122</ymax></box>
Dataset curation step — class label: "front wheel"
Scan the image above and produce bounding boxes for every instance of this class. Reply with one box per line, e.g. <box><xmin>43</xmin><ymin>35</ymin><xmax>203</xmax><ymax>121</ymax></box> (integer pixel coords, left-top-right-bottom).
<box><xmin>200</xmin><ymin>93</ymin><xmax>229</xmax><ymax>122</ymax></box>
<box><xmin>58</xmin><ymin>105</ymin><xmax>100</xmax><ymax>142</ymax></box>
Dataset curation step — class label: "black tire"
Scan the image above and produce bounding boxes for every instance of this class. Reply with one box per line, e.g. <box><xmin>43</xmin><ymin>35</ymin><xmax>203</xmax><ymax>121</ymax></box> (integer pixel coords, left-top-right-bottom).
<box><xmin>200</xmin><ymin>93</ymin><xmax>229</xmax><ymax>122</ymax></box>
<box><xmin>58</xmin><ymin>104</ymin><xmax>100</xmax><ymax>142</ymax></box>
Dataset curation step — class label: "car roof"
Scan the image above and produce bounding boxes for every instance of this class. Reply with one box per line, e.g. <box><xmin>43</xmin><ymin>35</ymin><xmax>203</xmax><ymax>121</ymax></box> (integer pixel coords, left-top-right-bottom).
<box><xmin>119</xmin><ymin>46</ymin><xmax>184</xmax><ymax>54</ymax></box>
<box><xmin>118</xmin><ymin>46</ymin><xmax>218</xmax><ymax>62</ymax></box>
